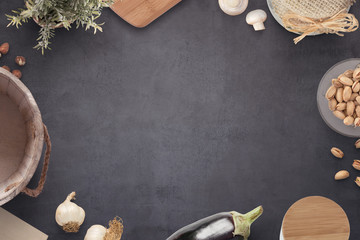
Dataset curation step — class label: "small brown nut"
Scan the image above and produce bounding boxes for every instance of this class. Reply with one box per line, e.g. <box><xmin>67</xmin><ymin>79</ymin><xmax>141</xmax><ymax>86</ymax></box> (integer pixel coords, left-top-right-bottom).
<box><xmin>335</xmin><ymin>170</ymin><xmax>350</xmax><ymax>180</ymax></box>
<box><xmin>336</xmin><ymin>102</ymin><xmax>346</xmax><ymax>111</ymax></box>
<box><xmin>332</xmin><ymin>79</ymin><xmax>343</xmax><ymax>88</ymax></box>
<box><xmin>15</xmin><ymin>56</ymin><xmax>26</xmax><ymax>66</ymax></box>
<box><xmin>333</xmin><ymin>110</ymin><xmax>346</xmax><ymax>120</ymax></box>
<box><xmin>339</xmin><ymin>76</ymin><xmax>353</xmax><ymax>86</ymax></box>
<box><xmin>0</xmin><ymin>42</ymin><xmax>9</xmax><ymax>55</ymax></box>
<box><xmin>12</xmin><ymin>70</ymin><xmax>22</xmax><ymax>79</ymax></box>
<box><xmin>336</xmin><ymin>88</ymin><xmax>344</xmax><ymax>103</ymax></box>
<box><xmin>355</xmin><ymin>177</ymin><xmax>360</xmax><ymax>187</ymax></box>
<box><xmin>331</xmin><ymin>147</ymin><xmax>344</xmax><ymax>158</ymax></box>
<box><xmin>328</xmin><ymin>98</ymin><xmax>337</xmax><ymax>111</ymax></box>
<box><xmin>350</xmin><ymin>92</ymin><xmax>359</xmax><ymax>101</ymax></box>
<box><xmin>356</xmin><ymin>96</ymin><xmax>360</xmax><ymax>105</ymax></box>
<box><xmin>343</xmin><ymin>86</ymin><xmax>352</xmax><ymax>102</ymax></box>
<box><xmin>326</xmin><ymin>85</ymin><xmax>336</xmax><ymax>99</ymax></box>
<box><xmin>2</xmin><ymin>65</ymin><xmax>10</xmax><ymax>72</ymax></box>
<box><xmin>354</xmin><ymin>68</ymin><xmax>360</xmax><ymax>80</ymax></box>
<box><xmin>355</xmin><ymin>139</ymin><xmax>360</xmax><ymax>148</ymax></box>
<box><xmin>344</xmin><ymin>69</ymin><xmax>354</xmax><ymax>78</ymax></box>
<box><xmin>352</xmin><ymin>81</ymin><xmax>360</xmax><ymax>93</ymax></box>
<box><xmin>355</xmin><ymin>118</ymin><xmax>360</xmax><ymax>127</ymax></box>
<box><xmin>353</xmin><ymin>160</ymin><xmax>360</xmax><ymax>170</ymax></box>
<box><xmin>346</xmin><ymin>101</ymin><xmax>355</xmax><ymax>116</ymax></box>
<box><xmin>344</xmin><ymin>116</ymin><xmax>354</xmax><ymax>126</ymax></box>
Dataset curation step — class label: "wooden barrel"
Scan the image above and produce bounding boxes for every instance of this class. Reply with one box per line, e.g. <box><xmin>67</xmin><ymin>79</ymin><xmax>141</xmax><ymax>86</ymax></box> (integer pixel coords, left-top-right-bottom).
<box><xmin>0</xmin><ymin>68</ymin><xmax>51</xmax><ymax>205</ymax></box>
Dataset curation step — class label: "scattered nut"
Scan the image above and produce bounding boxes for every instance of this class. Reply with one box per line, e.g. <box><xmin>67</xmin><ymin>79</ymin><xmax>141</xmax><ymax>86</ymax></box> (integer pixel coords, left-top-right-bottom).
<box><xmin>355</xmin><ymin>139</ymin><xmax>360</xmax><ymax>148</ymax></box>
<box><xmin>353</xmin><ymin>160</ymin><xmax>360</xmax><ymax>170</ymax></box>
<box><xmin>355</xmin><ymin>177</ymin><xmax>360</xmax><ymax>187</ymax></box>
<box><xmin>15</xmin><ymin>56</ymin><xmax>26</xmax><ymax>66</ymax></box>
<box><xmin>350</xmin><ymin>92</ymin><xmax>359</xmax><ymax>101</ymax></box>
<box><xmin>344</xmin><ymin>69</ymin><xmax>354</xmax><ymax>78</ymax></box>
<box><xmin>2</xmin><ymin>65</ymin><xmax>10</xmax><ymax>72</ymax></box>
<box><xmin>0</xmin><ymin>43</ymin><xmax>9</xmax><ymax>55</ymax></box>
<box><xmin>355</xmin><ymin>118</ymin><xmax>360</xmax><ymax>127</ymax></box>
<box><xmin>332</xmin><ymin>79</ymin><xmax>343</xmax><ymax>88</ymax></box>
<box><xmin>336</xmin><ymin>102</ymin><xmax>346</xmax><ymax>111</ymax></box>
<box><xmin>12</xmin><ymin>70</ymin><xmax>22</xmax><ymax>79</ymax></box>
<box><xmin>335</xmin><ymin>170</ymin><xmax>350</xmax><ymax>180</ymax></box>
<box><xmin>353</xmin><ymin>81</ymin><xmax>360</xmax><ymax>93</ymax></box>
<box><xmin>331</xmin><ymin>147</ymin><xmax>344</xmax><ymax>158</ymax></box>
<box><xmin>346</xmin><ymin>101</ymin><xmax>355</xmax><ymax>116</ymax></box>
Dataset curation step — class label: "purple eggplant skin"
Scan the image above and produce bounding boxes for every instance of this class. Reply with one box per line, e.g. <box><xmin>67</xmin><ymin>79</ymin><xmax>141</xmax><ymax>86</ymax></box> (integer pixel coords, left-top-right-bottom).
<box><xmin>166</xmin><ymin>206</ymin><xmax>263</xmax><ymax>240</ymax></box>
<box><xmin>167</xmin><ymin>212</ymin><xmax>235</xmax><ymax>240</ymax></box>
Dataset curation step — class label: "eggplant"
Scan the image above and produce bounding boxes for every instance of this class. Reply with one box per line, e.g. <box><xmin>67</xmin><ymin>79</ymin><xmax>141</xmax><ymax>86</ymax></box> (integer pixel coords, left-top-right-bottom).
<box><xmin>166</xmin><ymin>206</ymin><xmax>263</xmax><ymax>240</ymax></box>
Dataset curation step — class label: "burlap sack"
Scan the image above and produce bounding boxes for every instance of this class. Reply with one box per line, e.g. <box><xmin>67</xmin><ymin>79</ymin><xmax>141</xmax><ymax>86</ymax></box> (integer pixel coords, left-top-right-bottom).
<box><xmin>272</xmin><ymin>0</ymin><xmax>355</xmax><ymax>20</ymax></box>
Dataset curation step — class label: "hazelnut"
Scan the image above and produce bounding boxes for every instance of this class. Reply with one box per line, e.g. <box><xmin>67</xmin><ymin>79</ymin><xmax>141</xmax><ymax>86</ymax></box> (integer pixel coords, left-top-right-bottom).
<box><xmin>12</xmin><ymin>69</ymin><xmax>22</xmax><ymax>79</ymax></box>
<box><xmin>0</xmin><ymin>43</ymin><xmax>9</xmax><ymax>55</ymax></box>
<box><xmin>2</xmin><ymin>65</ymin><xmax>10</xmax><ymax>72</ymax></box>
<box><xmin>15</xmin><ymin>56</ymin><xmax>26</xmax><ymax>66</ymax></box>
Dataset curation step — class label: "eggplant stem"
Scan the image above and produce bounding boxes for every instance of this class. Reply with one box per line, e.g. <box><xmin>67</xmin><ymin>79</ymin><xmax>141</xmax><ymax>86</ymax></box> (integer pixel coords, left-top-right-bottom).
<box><xmin>230</xmin><ymin>206</ymin><xmax>263</xmax><ymax>240</ymax></box>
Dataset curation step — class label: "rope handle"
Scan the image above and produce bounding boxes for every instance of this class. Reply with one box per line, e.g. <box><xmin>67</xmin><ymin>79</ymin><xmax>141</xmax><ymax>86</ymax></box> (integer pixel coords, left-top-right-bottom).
<box><xmin>22</xmin><ymin>124</ymin><xmax>51</xmax><ymax>197</ymax></box>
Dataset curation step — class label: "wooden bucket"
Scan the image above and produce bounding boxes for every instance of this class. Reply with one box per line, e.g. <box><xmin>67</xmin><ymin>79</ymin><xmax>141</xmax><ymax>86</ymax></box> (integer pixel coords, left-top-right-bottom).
<box><xmin>0</xmin><ymin>68</ymin><xmax>51</xmax><ymax>205</ymax></box>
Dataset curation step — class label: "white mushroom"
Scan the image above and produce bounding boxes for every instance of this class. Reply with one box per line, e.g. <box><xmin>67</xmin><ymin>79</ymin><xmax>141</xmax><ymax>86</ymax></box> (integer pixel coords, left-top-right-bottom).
<box><xmin>218</xmin><ymin>0</ymin><xmax>248</xmax><ymax>16</ymax></box>
<box><xmin>246</xmin><ymin>9</ymin><xmax>267</xmax><ymax>31</ymax></box>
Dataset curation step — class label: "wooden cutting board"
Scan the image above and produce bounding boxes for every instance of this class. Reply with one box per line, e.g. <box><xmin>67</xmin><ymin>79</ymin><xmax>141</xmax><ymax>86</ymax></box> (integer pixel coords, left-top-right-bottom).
<box><xmin>110</xmin><ymin>0</ymin><xmax>182</xmax><ymax>28</ymax></box>
<box><xmin>282</xmin><ymin>196</ymin><xmax>350</xmax><ymax>240</ymax></box>
<box><xmin>0</xmin><ymin>208</ymin><xmax>48</xmax><ymax>240</ymax></box>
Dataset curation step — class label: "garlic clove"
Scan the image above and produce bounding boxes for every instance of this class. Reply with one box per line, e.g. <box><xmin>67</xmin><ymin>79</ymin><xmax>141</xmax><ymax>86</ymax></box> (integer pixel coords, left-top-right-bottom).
<box><xmin>246</xmin><ymin>9</ymin><xmax>267</xmax><ymax>31</ymax></box>
<box><xmin>218</xmin><ymin>0</ymin><xmax>248</xmax><ymax>16</ymax></box>
<box><xmin>84</xmin><ymin>217</ymin><xmax>124</xmax><ymax>240</ymax></box>
<box><xmin>55</xmin><ymin>191</ymin><xmax>86</xmax><ymax>233</ymax></box>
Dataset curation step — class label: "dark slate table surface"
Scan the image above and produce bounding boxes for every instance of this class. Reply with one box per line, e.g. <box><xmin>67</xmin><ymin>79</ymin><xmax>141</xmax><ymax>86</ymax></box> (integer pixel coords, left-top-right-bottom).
<box><xmin>1</xmin><ymin>0</ymin><xmax>360</xmax><ymax>239</ymax></box>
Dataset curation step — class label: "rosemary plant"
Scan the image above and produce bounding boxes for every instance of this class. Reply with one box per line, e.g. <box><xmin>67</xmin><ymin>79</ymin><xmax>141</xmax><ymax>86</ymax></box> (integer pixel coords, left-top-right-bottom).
<box><xmin>7</xmin><ymin>0</ymin><xmax>112</xmax><ymax>54</ymax></box>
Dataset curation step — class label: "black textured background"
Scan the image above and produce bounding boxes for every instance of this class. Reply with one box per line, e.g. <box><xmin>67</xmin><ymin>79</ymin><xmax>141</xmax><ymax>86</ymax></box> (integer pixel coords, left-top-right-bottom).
<box><xmin>1</xmin><ymin>0</ymin><xmax>360</xmax><ymax>239</ymax></box>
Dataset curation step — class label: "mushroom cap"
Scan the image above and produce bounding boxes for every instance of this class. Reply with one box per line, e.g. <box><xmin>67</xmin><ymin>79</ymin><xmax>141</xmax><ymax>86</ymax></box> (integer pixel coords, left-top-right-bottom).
<box><xmin>246</xmin><ymin>9</ymin><xmax>267</xmax><ymax>25</ymax></box>
<box><xmin>219</xmin><ymin>0</ymin><xmax>249</xmax><ymax>16</ymax></box>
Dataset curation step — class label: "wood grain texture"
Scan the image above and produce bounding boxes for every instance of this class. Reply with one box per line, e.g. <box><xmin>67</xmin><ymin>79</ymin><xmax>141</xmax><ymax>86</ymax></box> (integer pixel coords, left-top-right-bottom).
<box><xmin>0</xmin><ymin>208</ymin><xmax>48</xmax><ymax>240</ymax></box>
<box><xmin>110</xmin><ymin>0</ymin><xmax>182</xmax><ymax>28</ymax></box>
<box><xmin>282</xmin><ymin>196</ymin><xmax>350</xmax><ymax>240</ymax></box>
<box><xmin>0</xmin><ymin>68</ymin><xmax>44</xmax><ymax>206</ymax></box>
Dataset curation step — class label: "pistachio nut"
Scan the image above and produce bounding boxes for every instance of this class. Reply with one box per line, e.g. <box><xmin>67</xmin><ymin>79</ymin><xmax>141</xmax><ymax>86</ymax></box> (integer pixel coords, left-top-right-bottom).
<box><xmin>328</xmin><ymin>98</ymin><xmax>337</xmax><ymax>111</ymax></box>
<box><xmin>344</xmin><ymin>69</ymin><xmax>354</xmax><ymax>78</ymax></box>
<box><xmin>346</xmin><ymin>101</ymin><xmax>355</xmax><ymax>116</ymax></box>
<box><xmin>339</xmin><ymin>76</ymin><xmax>354</xmax><ymax>86</ymax></box>
<box><xmin>331</xmin><ymin>147</ymin><xmax>344</xmax><ymax>158</ymax></box>
<box><xmin>336</xmin><ymin>88</ymin><xmax>344</xmax><ymax>103</ymax></box>
<box><xmin>343</xmin><ymin>86</ymin><xmax>352</xmax><ymax>102</ymax></box>
<box><xmin>336</xmin><ymin>102</ymin><xmax>346</xmax><ymax>111</ymax></box>
<box><xmin>353</xmin><ymin>160</ymin><xmax>360</xmax><ymax>170</ymax></box>
<box><xmin>325</xmin><ymin>85</ymin><xmax>337</xmax><ymax>99</ymax></box>
<box><xmin>344</xmin><ymin>116</ymin><xmax>354</xmax><ymax>126</ymax></box>
<box><xmin>332</xmin><ymin>79</ymin><xmax>343</xmax><ymax>88</ymax></box>
<box><xmin>353</xmin><ymin>68</ymin><xmax>360</xmax><ymax>80</ymax></box>
<box><xmin>333</xmin><ymin>110</ymin><xmax>346</xmax><ymax>120</ymax></box>
<box><xmin>335</xmin><ymin>170</ymin><xmax>350</xmax><ymax>180</ymax></box>
<box><xmin>355</xmin><ymin>177</ymin><xmax>360</xmax><ymax>187</ymax></box>
<box><xmin>356</xmin><ymin>106</ymin><xmax>360</xmax><ymax>117</ymax></box>
<box><xmin>356</xmin><ymin>96</ymin><xmax>360</xmax><ymax>105</ymax></box>
<box><xmin>353</xmin><ymin>81</ymin><xmax>360</xmax><ymax>93</ymax></box>
<box><xmin>350</xmin><ymin>92</ymin><xmax>359</xmax><ymax>101</ymax></box>
<box><xmin>355</xmin><ymin>118</ymin><xmax>360</xmax><ymax>127</ymax></box>
<box><xmin>355</xmin><ymin>139</ymin><xmax>360</xmax><ymax>149</ymax></box>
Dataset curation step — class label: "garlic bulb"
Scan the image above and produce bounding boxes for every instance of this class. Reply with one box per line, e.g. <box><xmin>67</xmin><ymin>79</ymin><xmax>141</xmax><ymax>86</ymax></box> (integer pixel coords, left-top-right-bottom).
<box><xmin>84</xmin><ymin>217</ymin><xmax>124</xmax><ymax>240</ymax></box>
<box><xmin>84</xmin><ymin>225</ymin><xmax>107</xmax><ymax>240</ymax></box>
<box><xmin>219</xmin><ymin>0</ymin><xmax>248</xmax><ymax>16</ymax></box>
<box><xmin>55</xmin><ymin>191</ymin><xmax>85</xmax><ymax>232</ymax></box>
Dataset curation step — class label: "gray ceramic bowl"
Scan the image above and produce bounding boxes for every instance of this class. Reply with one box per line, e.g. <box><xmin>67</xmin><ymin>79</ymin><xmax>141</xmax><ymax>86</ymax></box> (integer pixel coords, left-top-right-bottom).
<box><xmin>317</xmin><ymin>58</ymin><xmax>360</xmax><ymax>137</ymax></box>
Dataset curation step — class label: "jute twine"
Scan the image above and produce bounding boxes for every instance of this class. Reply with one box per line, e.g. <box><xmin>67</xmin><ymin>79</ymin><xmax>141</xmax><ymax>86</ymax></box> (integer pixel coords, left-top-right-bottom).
<box><xmin>271</xmin><ymin>0</ymin><xmax>359</xmax><ymax>43</ymax></box>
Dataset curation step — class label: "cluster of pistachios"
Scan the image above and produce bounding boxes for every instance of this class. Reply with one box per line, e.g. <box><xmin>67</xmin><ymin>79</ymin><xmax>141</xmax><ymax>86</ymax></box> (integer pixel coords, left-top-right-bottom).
<box><xmin>326</xmin><ymin>68</ymin><xmax>360</xmax><ymax>127</ymax></box>
<box><xmin>331</xmin><ymin>140</ymin><xmax>360</xmax><ymax>187</ymax></box>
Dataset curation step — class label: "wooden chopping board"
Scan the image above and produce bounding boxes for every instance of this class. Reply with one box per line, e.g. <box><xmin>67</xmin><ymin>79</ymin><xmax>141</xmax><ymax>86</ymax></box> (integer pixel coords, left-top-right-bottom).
<box><xmin>110</xmin><ymin>0</ymin><xmax>182</xmax><ymax>28</ymax></box>
<box><xmin>282</xmin><ymin>196</ymin><xmax>350</xmax><ymax>240</ymax></box>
